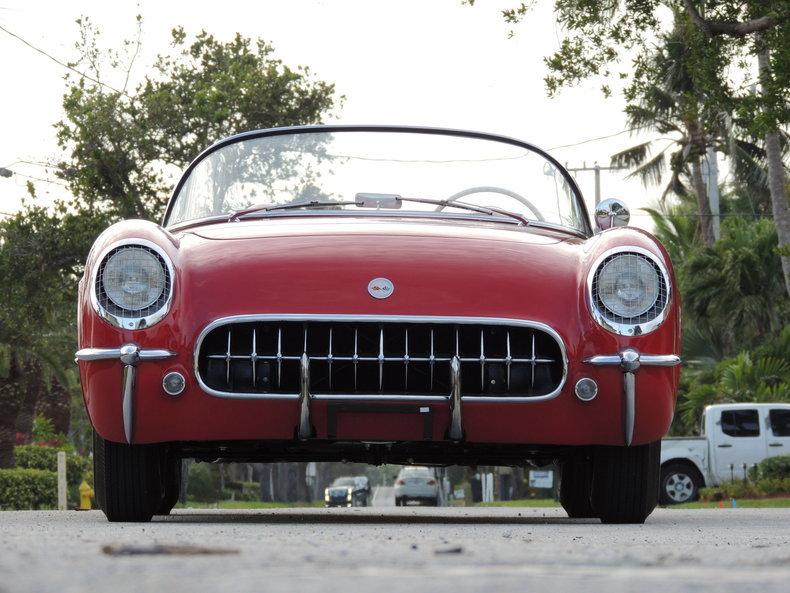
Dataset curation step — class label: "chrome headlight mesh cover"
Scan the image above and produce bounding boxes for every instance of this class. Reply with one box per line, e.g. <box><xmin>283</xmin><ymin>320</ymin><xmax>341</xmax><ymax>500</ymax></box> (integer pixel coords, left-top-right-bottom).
<box><xmin>587</xmin><ymin>246</ymin><xmax>671</xmax><ymax>336</ymax></box>
<box><xmin>90</xmin><ymin>238</ymin><xmax>174</xmax><ymax>330</ymax></box>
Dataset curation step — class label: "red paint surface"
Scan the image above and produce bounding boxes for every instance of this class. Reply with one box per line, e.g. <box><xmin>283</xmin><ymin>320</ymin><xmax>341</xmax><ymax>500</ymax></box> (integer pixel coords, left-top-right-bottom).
<box><xmin>78</xmin><ymin>217</ymin><xmax>681</xmax><ymax>447</ymax></box>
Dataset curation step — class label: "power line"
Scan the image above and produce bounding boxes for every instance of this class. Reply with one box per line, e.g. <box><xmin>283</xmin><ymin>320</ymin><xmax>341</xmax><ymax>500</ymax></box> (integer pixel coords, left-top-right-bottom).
<box><xmin>2</xmin><ymin>170</ymin><xmax>67</xmax><ymax>188</ymax></box>
<box><xmin>0</xmin><ymin>23</ymin><xmax>126</xmax><ymax>96</ymax></box>
<box><xmin>547</xmin><ymin>128</ymin><xmax>642</xmax><ymax>151</ymax></box>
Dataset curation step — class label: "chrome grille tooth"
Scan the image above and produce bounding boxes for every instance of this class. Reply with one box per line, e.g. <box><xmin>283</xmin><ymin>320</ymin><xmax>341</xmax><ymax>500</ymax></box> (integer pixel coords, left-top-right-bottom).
<box><xmin>531</xmin><ymin>333</ymin><xmax>536</xmax><ymax>392</ymax></box>
<box><xmin>251</xmin><ymin>328</ymin><xmax>257</xmax><ymax>387</ymax></box>
<box><xmin>327</xmin><ymin>327</ymin><xmax>333</xmax><ymax>391</ymax></box>
<box><xmin>225</xmin><ymin>329</ymin><xmax>232</xmax><ymax>385</ymax></box>
<box><xmin>429</xmin><ymin>328</ymin><xmax>435</xmax><ymax>390</ymax></box>
<box><xmin>506</xmin><ymin>330</ymin><xmax>511</xmax><ymax>391</ymax></box>
<box><xmin>480</xmin><ymin>329</ymin><xmax>485</xmax><ymax>391</ymax></box>
<box><xmin>276</xmin><ymin>326</ymin><xmax>282</xmax><ymax>388</ymax></box>
<box><xmin>353</xmin><ymin>327</ymin><xmax>359</xmax><ymax>392</ymax></box>
<box><xmin>404</xmin><ymin>328</ymin><xmax>409</xmax><ymax>392</ymax></box>
<box><xmin>378</xmin><ymin>326</ymin><xmax>384</xmax><ymax>392</ymax></box>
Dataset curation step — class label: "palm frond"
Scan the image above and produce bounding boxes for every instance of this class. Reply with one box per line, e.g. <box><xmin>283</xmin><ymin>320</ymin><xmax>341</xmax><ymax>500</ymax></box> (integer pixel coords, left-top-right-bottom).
<box><xmin>625</xmin><ymin>148</ymin><xmax>667</xmax><ymax>187</ymax></box>
<box><xmin>610</xmin><ymin>141</ymin><xmax>652</xmax><ymax>169</ymax></box>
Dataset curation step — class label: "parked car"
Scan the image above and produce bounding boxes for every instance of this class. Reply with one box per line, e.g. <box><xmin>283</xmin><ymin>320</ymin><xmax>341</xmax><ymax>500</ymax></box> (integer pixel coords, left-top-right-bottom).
<box><xmin>325</xmin><ymin>476</ymin><xmax>370</xmax><ymax>507</ymax></box>
<box><xmin>394</xmin><ymin>466</ymin><xmax>441</xmax><ymax>506</ymax></box>
<box><xmin>76</xmin><ymin>125</ymin><xmax>681</xmax><ymax>523</ymax></box>
<box><xmin>660</xmin><ymin>403</ymin><xmax>790</xmax><ymax>504</ymax></box>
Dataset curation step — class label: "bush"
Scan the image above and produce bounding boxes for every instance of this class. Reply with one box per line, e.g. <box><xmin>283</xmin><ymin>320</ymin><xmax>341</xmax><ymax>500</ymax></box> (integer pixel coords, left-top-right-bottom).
<box><xmin>187</xmin><ymin>463</ymin><xmax>220</xmax><ymax>502</ymax></box>
<box><xmin>699</xmin><ymin>477</ymin><xmax>790</xmax><ymax>501</ymax></box>
<box><xmin>756</xmin><ymin>455</ymin><xmax>790</xmax><ymax>480</ymax></box>
<box><xmin>0</xmin><ymin>468</ymin><xmax>57</xmax><ymax>510</ymax></box>
<box><xmin>14</xmin><ymin>445</ymin><xmax>90</xmax><ymax>490</ymax></box>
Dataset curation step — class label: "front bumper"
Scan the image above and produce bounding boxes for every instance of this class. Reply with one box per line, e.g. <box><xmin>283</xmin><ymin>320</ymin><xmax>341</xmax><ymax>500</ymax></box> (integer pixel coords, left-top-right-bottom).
<box><xmin>77</xmin><ymin>340</ymin><xmax>679</xmax><ymax>447</ymax></box>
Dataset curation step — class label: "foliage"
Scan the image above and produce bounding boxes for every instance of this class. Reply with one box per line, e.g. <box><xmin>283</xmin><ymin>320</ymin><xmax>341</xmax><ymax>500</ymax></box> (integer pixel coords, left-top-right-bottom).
<box><xmin>0</xmin><ymin>19</ymin><xmax>340</xmax><ymax>466</ymax></box>
<box><xmin>13</xmin><ymin>445</ymin><xmax>90</xmax><ymax>490</ymax></box>
<box><xmin>0</xmin><ymin>468</ymin><xmax>57</xmax><ymax>510</ymax></box>
<box><xmin>755</xmin><ymin>455</ymin><xmax>790</xmax><ymax>480</ymax></box>
<box><xmin>676</xmin><ymin>328</ymin><xmax>790</xmax><ymax>432</ymax></box>
<box><xmin>186</xmin><ymin>463</ymin><xmax>221</xmax><ymax>502</ymax></box>
<box><xmin>224</xmin><ymin>480</ymin><xmax>261</xmax><ymax>502</ymax></box>
<box><xmin>699</xmin><ymin>477</ymin><xmax>790</xmax><ymax>502</ymax></box>
<box><xmin>681</xmin><ymin>217</ymin><xmax>787</xmax><ymax>354</ymax></box>
<box><xmin>56</xmin><ymin>22</ymin><xmax>340</xmax><ymax>222</ymax></box>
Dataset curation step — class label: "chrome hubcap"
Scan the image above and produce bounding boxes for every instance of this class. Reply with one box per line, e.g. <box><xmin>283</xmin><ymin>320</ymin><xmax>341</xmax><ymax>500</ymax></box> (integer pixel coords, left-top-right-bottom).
<box><xmin>665</xmin><ymin>472</ymin><xmax>694</xmax><ymax>503</ymax></box>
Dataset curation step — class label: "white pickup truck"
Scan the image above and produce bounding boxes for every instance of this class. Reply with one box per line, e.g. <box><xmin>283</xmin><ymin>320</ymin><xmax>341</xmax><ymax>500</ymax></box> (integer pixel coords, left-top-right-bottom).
<box><xmin>660</xmin><ymin>403</ymin><xmax>790</xmax><ymax>504</ymax></box>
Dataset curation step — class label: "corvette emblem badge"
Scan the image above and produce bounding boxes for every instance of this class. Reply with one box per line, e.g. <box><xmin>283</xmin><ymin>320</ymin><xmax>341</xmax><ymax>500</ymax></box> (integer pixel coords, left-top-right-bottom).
<box><xmin>367</xmin><ymin>277</ymin><xmax>394</xmax><ymax>299</ymax></box>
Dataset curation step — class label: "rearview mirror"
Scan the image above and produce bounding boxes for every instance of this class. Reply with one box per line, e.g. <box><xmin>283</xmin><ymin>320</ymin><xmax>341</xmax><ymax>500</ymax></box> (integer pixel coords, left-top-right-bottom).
<box><xmin>595</xmin><ymin>198</ymin><xmax>630</xmax><ymax>231</ymax></box>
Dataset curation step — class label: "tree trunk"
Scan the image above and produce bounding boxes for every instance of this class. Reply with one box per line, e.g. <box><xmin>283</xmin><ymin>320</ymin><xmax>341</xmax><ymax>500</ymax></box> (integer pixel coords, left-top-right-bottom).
<box><xmin>14</xmin><ymin>361</ymin><xmax>41</xmax><ymax>443</ymax></box>
<box><xmin>690</xmin><ymin>157</ymin><xmax>715</xmax><ymax>247</ymax></box>
<box><xmin>0</xmin><ymin>353</ymin><xmax>24</xmax><ymax>468</ymax></box>
<box><xmin>35</xmin><ymin>377</ymin><xmax>71</xmax><ymax>435</ymax></box>
<box><xmin>758</xmin><ymin>48</ymin><xmax>790</xmax><ymax>297</ymax></box>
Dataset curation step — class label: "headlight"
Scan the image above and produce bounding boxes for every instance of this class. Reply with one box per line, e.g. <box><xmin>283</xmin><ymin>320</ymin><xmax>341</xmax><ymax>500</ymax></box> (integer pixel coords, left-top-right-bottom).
<box><xmin>589</xmin><ymin>249</ymin><xmax>669</xmax><ymax>335</ymax></box>
<box><xmin>93</xmin><ymin>240</ymin><xmax>173</xmax><ymax>329</ymax></box>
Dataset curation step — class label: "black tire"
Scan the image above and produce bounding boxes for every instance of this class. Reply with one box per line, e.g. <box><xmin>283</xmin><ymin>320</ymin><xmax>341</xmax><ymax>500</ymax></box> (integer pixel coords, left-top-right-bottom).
<box><xmin>590</xmin><ymin>440</ymin><xmax>660</xmax><ymax>524</ymax></box>
<box><xmin>559</xmin><ymin>454</ymin><xmax>595</xmax><ymax>518</ymax></box>
<box><xmin>93</xmin><ymin>430</ymin><xmax>167</xmax><ymax>522</ymax></box>
<box><xmin>155</xmin><ymin>458</ymin><xmax>182</xmax><ymax>515</ymax></box>
<box><xmin>659</xmin><ymin>463</ymin><xmax>703</xmax><ymax>505</ymax></box>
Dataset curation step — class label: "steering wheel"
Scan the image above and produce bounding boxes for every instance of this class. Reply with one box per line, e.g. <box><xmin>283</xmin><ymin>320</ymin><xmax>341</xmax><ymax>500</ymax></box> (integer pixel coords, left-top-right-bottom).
<box><xmin>435</xmin><ymin>186</ymin><xmax>545</xmax><ymax>222</ymax></box>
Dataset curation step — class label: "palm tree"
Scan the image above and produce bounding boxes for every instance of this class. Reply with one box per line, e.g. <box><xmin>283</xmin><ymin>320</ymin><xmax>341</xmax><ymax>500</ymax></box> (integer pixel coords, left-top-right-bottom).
<box><xmin>611</xmin><ymin>13</ymin><xmax>768</xmax><ymax>247</ymax></box>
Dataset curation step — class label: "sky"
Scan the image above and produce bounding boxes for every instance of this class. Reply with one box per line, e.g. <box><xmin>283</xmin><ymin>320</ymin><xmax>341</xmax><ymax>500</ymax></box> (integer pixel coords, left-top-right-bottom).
<box><xmin>0</xmin><ymin>0</ymin><xmax>670</xmax><ymax>229</ymax></box>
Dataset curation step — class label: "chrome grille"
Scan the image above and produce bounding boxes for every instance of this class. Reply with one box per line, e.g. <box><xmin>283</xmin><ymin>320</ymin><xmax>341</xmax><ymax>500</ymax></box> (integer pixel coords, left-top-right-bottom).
<box><xmin>196</xmin><ymin>317</ymin><xmax>565</xmax><ymax>399</ymax></box>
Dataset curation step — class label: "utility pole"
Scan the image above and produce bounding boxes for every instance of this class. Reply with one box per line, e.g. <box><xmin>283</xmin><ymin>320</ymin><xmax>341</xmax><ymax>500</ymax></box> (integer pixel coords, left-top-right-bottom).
<box><xmin>566</xmin><ymin>162</ymin><xmax>626</xmax><ymax>206</ymax></box>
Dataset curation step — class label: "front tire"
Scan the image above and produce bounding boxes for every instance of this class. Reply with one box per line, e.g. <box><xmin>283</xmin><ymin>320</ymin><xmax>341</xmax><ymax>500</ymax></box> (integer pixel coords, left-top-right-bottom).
<box><xmin>93</xmin><ymin>430</ymin><xmax>167</xmax><ymax>522</ymax></box>
<box><xmin>559</xmin><ymin>454</ymin><xmax>595</xmax><ymax>518</ymax></box>
<box><xmin>659</xmin><ymin>463</ymin><xmax>703</xmax><ymax>505</ymax></box>
<box><xmin>590</xmin><ymin>441</ymin><xmax>660</xmax><ymax>524</ymax></box>
<box><xmin>155</xmin><ymin>458</ymin><xmax>182</xmax><ymax>515</ymax></box>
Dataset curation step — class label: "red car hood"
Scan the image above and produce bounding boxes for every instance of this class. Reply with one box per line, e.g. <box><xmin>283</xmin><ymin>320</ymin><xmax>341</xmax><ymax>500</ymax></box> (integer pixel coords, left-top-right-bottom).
<box><xmin>171</xmin><ymin>217</ymin><xmax>589</xmax><ymax>327</ymax></box>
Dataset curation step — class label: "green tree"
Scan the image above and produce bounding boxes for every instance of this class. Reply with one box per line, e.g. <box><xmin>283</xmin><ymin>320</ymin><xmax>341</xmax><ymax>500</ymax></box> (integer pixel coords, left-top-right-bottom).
<box><xmin>611</xmin><ymin>13</ymin><xmax>768</xmax><ymax>247</ymax></box>
<box><xmin>468</xmin><ymin>0</ymin><xmax>789</xmax><ymax>295</ymax></box>
<box><xmin>0</xmin><ymin>21</ymin><xmax>340</xmax><ymax>466</ymax></box>
<box><xmin>56</xmin><ymin>22</ymin><xmax>340</xmax><ymax>221</ymax></box>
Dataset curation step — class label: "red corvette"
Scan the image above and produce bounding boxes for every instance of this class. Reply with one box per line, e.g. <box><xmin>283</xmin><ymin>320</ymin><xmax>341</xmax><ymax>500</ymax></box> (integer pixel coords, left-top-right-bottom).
<box><xmin>76</xmin><ymin>126</ymin><xmax>680</xmax><ymax>523</ymax></box>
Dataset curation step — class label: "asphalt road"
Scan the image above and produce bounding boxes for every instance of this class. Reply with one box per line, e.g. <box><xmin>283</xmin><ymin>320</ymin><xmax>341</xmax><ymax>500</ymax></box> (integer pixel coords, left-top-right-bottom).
<box><xmin>1</xmin><ymin>508</ymin><xmax>789</xmax><ymax>593</ymax></box>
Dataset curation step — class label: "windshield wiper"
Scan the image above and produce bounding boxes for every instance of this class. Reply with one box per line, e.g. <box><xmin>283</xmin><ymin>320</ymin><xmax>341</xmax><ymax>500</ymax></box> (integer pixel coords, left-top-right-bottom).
<box><xmin>229</xmin><ymin>195</ymin><xmax>528</xmax><ymax>226</ymax></box>
<box><xmin>229</xmin><ymin>200</ymin><xmax>358</xmax><ymax>221</ymax></box>
<box><xmin>391</xmin><ymin>195</ymin><xmax>529</xmax><ymax>226</ymax></box>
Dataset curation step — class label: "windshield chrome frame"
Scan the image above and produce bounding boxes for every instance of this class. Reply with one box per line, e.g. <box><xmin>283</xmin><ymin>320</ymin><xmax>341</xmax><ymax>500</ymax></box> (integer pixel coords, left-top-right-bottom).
<box><xmin>163</xmin><ymin>125</ymin><xmax>593</xmax><ymax>236</ymax></box>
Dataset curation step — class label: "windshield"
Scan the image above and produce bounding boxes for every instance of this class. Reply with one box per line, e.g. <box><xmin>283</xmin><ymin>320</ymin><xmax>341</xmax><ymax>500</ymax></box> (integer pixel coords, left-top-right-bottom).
<box><xmin>331</xmin><ymin>478</ymin><xmax>356</xmax><ymax>487</ymax></box>
<box><xmin>167</xmin><ymin>128</ymin><xmax>588</xmax><ymax>233</ymax></box>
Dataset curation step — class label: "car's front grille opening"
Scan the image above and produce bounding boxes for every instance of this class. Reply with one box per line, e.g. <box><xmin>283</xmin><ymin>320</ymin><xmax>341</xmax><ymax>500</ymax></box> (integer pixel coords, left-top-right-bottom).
<box><xmin>197</xmin><ymin>320</ymin><xmax>564</xmax><ymax>398</ymax></box>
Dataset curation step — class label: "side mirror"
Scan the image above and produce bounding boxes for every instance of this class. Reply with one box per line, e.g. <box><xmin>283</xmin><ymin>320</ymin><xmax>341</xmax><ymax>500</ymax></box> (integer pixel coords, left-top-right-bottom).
<box><xmin>595</xmin><ymin>198</ymin><xmax>630</xmax><ymax>231</ymax></box>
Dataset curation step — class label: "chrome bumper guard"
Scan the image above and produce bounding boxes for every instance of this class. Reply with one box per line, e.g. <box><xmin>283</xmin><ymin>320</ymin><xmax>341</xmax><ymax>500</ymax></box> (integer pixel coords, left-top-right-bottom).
<box><xmin>296</xmin><ymin>351</ymin><xmax>465</xmax><ymax>442</ymax></box>
<box><xmin>75</xmin><ymin>344</ymin><xmax>176</xmax><ymax>444</ymax></box>
<box><xmin>585</xmin><ymin>349</ymin><xmax>681</xmax><ymax>446</ymax></box>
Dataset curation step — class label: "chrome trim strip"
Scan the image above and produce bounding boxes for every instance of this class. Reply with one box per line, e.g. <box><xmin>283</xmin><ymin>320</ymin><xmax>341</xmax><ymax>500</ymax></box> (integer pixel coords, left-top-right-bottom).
<box><xmin>586</xmin><ymin>246</ymin><xmax>672</xmax><ymax>337</ymax></box>
<box><xmin>192</xmin><ymin>314</ymin><xmax>569</xmax><ymax>402</ymax></box>
<box><xmin>448</xmin><ymin>355</ymin><xmax>463</xmax><ymax>441</ymax></box>
<box><xmin>89</xmin><ymin>238</ymin><xmax>175</xmax><ymax>331</ymax></box>
<box><xmin>75</xmin><ymin>344</ymin><xmax>176</xmax><ymax>444</ymax></box>
<box><xmin>584</xmin><ymin>349</ymin><xmax>680</xmax><ymax>446</ymax></box>
<box><xmin>121</xmin><ymin>364</ymin><xmax>136</xmax><ymax>444</ymax></box>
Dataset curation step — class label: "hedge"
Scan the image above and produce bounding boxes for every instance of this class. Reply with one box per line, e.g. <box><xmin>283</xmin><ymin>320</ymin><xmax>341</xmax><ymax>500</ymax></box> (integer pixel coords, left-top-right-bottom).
<box><xmin>756</xmin><ymin>455</ymin><xmax>790</xmax><ymax>480</ymax></box>
<box><xmin>699</xmin><ymin>477</ymin><xmax>790</xmax><ymax>501</ymax></box>
<box><xmin>0</xmin><ymin>468</ymin><xmax>57</xmax><ymax>510</ymax></box>
<box><xmin>14</xmin><ymin>445</ymin><xmax>90</xmax><ymax>490</ymax></box>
